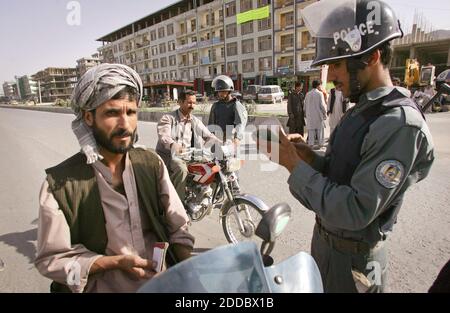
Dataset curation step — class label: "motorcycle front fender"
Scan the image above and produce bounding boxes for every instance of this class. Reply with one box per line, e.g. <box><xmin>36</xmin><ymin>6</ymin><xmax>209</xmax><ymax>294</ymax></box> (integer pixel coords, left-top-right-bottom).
<box><xmin>221</xmin><ymin>194</ymin><xmax>270</xmax><ymax>215</ymax></box>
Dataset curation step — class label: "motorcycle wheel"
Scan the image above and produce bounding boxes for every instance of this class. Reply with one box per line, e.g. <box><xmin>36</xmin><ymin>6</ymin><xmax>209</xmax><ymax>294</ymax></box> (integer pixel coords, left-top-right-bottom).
<box><xmin>221</xmin><ymin>199</ymin><xmax>265</xmax><ymax>244</ymax></box>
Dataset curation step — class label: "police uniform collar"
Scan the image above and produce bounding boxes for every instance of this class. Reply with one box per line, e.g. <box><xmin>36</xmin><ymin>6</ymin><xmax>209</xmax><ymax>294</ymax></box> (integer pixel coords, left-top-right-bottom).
<box><xmin>363</xmin><ymin>86</ymin><xmax>410</xmax><ymax>102</ymax></box>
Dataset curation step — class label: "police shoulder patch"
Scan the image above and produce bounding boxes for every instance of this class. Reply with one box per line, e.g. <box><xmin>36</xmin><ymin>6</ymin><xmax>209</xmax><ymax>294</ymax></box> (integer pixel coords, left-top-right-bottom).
<box><xmin>375</xmin><ymin>160</ymin><xmax>404</xmax><ymax>189</ymax></box>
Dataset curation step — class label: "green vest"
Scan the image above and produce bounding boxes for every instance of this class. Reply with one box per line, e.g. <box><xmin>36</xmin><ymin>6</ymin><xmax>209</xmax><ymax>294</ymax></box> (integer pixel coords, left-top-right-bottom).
<box><xmin>45</xmin><ymin>148</ymin><xmax>178</xmax><ymax>292</ymax></box>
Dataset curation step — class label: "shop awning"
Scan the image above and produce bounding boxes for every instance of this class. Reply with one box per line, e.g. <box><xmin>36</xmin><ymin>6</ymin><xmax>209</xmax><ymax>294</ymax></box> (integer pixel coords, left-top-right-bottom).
<box><xmin>144</xmin><ymin>81</ymin><xmax>194</xmax><ymax>88</ymax></box>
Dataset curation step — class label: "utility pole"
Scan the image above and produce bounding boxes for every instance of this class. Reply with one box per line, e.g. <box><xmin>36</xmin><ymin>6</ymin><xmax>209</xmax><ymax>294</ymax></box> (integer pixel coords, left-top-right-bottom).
<box><xmin>38</xmin><ymin>80</ymin><xmax>42</xmax><ymax>104</ymax></box>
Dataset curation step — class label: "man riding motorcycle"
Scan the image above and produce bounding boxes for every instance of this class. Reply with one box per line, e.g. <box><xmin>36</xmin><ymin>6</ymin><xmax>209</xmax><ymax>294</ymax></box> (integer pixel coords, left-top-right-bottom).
<box><xmin>156</xmin><ymin>90</ymin><xmax>221</xmax><ymax>200</ymax></box>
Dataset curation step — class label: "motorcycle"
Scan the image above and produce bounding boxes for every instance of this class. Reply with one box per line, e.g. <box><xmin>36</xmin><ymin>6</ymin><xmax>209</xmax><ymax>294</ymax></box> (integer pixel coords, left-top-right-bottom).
<box><xmin>178</xmin><ymin>142</ymin><xmax>270</xmax><ymax>244</ymax></box>
<box><xmin>138</xmin><ymin>203</ymin><xmax>323</xmax><ymax>293</ymax></box>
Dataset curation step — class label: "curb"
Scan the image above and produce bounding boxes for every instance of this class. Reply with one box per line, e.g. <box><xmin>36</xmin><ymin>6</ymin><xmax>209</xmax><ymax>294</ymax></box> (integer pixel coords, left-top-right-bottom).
<box><xmin>0</xmin><ymin>105</ymin><xmax>289</xmax><ymax>127</ymax></box>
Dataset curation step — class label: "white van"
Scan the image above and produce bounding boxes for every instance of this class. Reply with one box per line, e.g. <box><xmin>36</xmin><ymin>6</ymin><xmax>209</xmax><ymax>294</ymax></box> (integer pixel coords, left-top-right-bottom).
<box><xmin>257</xmin><ymin>85</ymin><xmax>284</xmax><ymax>104</ymax></box>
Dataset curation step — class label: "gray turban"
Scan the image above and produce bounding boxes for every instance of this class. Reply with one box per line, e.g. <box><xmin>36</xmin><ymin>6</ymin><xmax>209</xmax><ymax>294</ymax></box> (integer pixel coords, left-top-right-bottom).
<box><xmin>70</xmin><ymin>63</ymin><xmax>143</xmax><ymax>164</ymax></box>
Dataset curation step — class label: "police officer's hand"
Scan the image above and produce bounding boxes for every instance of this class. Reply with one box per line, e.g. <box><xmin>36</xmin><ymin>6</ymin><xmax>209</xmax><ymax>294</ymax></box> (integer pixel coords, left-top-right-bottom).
<box><xmin>285</xmin><ymin>133</ymin><xmax>315</xmax><ymax>165</ymax></box>
<box><xmin>118</xmin><ymin>254</ymin><xmax>157</xmax><ymax>280</ymax></box>
<box><xmin>286</xmin><ymin>133</ymin><xmax>305</xmax><ymax>143</ymax></box>
<box><xmin>278</xmin><ymin>129</ymin><xmax>304</xmax><ymax>173</ymax></box>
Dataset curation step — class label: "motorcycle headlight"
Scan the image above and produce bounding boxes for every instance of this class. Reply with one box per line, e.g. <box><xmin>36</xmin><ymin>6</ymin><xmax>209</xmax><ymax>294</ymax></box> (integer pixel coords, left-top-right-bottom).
<box><xmin>226</xmin><ymin>158</ymin><xmax>242</xmax><ymax>172</ymax></box>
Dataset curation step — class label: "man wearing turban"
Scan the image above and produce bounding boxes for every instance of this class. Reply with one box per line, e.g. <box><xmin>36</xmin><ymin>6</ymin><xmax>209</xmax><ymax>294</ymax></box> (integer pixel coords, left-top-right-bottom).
<box><xmin>34</xmin><ymin>64</ymin><xmax>195</xmax><ymax>292</ymax></box>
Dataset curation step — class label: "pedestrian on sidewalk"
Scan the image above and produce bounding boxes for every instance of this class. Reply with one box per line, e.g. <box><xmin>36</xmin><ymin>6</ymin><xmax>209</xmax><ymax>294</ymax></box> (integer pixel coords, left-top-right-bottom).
<box><xmin>287</xmin><ymin>82</ymin><xmax>306</xmax><ymax>136</ymax></box>
<box><xmin>304</xmin><ymin>80</ymin><xmax>327</xmax><ymax>149</ymax></box>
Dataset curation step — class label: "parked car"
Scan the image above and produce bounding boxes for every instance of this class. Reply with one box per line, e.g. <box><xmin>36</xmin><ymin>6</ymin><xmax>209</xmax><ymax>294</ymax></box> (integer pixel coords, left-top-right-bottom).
<box><xmin>243</xmin><ymin>85</ymin><xmax>261</xmax><ymax>102</ymax></box>
<box><xmin>196</xmin><ymin>93</ymin><xmax>206</xmax><ymax>102</ymax></box>
<box><xmin>257</xmin><ymin>85</ymin><xmax>284</xmax><ymax>104</ymax></box>
<box><xmin>231</xmin><ymin>91</ymin><xmax>243</xmax><ymax>101</ymax></box>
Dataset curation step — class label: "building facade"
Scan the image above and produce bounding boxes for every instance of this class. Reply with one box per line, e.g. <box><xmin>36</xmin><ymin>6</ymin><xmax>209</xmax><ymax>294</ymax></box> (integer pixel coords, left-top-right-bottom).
<box><xmin>2</xmin><ymin>81</ymin><xmax>19</xmax><ymax>100</ymax></box>
<box><xmin>97</xmin><ymin>0</ymin><xmax>321</xmax><ymax>98</ymax></box>
<box><xmin>76</xmin><ymin>54</ymin><xmax>101</xmax><ymax>78</ymax></box>
<box><xmin>32</xmin><ymin>68</ymin><xmax>77</xmax><ymax>103</ymax></box>
<box><xmin>16</xmin><ymin>75</ymin><xmax>38</xmax><ymax>101</ymax></box>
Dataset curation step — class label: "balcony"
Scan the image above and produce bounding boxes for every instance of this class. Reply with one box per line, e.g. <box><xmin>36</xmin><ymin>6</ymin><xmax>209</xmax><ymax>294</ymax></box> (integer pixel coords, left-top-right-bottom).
<box><xmin>135</xmin><ymin>40</ymin><xmax>150</xmax><ymax>49</ymax></box>
<box><xmin>198</xmin><ymin>20</ymin><xmax>224</xmax><ymax>32</ymax></box>
<box><xmin>274</xmin><ymin>0</ymin><xmax>294</xmax><ymax>9</ymax></box>
<box><xmin>276</xmin><ymin>65</ymin><xmax>295</xmax><ymax>75</ymax></box>
<box><xmin>275</xmin><ymin>46</ymin><xmax>295</xmax><ymax>54</ymax></box>
<box><xmin>297</xmin><ymin>42</ymin><xmax>315</xmax><ymax>50</ymax></box>
<box><xmin>176</xmin><ymin>31</ymin><xmax>188</xmax><ymax>38</ymax></box>
<box><xmin>274</xmin><ymin>23</ymin><xmax>295</xmax><ymax>32</ymax></box>
<box><xmin>197</xmin><ymin>37</ymin><xmax>224</xmax><ymax>49</ymax></box>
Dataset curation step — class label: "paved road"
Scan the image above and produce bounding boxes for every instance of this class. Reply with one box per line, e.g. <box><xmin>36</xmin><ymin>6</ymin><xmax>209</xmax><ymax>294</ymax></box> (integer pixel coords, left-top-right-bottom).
<box><xmin>0</xmin><ymin>108</ymin><xmax>448</xmax><ymax>292</ymax></box>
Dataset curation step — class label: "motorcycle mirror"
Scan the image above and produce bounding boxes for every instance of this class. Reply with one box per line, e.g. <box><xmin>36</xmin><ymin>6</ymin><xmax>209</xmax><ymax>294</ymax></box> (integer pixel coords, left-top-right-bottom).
<box><xmin>255</xmin><ymin>203</ymin><xmax>291</xmax><ymax>243</ymax></box>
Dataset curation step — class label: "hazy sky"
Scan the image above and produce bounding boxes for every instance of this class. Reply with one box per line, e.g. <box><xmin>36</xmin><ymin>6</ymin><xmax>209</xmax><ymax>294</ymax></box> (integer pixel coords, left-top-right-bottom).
<box><xmin>1</xmin><ymin>0</ymin><xmax>450</xmax><ymax>89</ymax></box>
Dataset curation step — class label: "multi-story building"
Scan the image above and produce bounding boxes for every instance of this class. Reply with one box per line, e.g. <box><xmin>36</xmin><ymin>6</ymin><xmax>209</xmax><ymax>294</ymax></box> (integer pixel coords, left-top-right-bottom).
<box><xmin>96</xmin><ymin>0</ymin><xmax>320</xmax><ymax>98</ymax></box>
<box><xmin>76</xmin><ymin>54</ymin><xmax>101</xmax><ymax>78</ymax></box>
<box><xmin>15</xmin><ymin>75</ymin><xmax>38</xmax><ymax>101</ymax></box>
<box><xmin>2</xmin><ymin>81</ymin><xmax>19</xmax><ymax>100</ymax></box>
<box><xmin>273</xmin><ymin>0</ymin><xmax>319</xmax><ymax>91</ymax></box>
<box><xmin>32</xmin><ymin>67</ymin><xmax>77</xmax><ymax>103</ymax></box>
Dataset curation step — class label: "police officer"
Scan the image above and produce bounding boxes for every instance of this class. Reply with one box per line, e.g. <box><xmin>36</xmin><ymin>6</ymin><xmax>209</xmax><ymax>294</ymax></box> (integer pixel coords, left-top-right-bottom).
<box><xmin>208</xmin><ymin>75</ymin><xmax>248</xmax><ymax>145</ymax></box>
<box><xmin>269</xmin><ymin>0</ymin><xmax>435</xmax><ymax>292</ymax></box>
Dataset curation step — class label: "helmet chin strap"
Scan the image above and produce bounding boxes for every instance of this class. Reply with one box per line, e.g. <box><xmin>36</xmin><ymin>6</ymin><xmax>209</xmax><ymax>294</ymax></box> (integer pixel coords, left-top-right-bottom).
<box><xmin>346</xmin><ymin>57</ymin><xmax>368</xmax><ymax>103</ymax></box>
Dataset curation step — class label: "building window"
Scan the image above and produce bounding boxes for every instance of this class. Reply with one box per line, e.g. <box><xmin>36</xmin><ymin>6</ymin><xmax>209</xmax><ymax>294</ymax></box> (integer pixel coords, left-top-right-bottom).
<box><xmin>192</xmin><ymin>52</ymin><xmax>198</xmax><ymax>65</ymax></box>
<box><xmin>258</xmin><ymin>16</ymin><xmax>271</xmax><ymax>31</ymax></box>
<box><xmin>159</xmin><ymin>43</ymin><xmax>166</xmax><ymax>54</ymax></box>
<box><xmin>158</xmin><ymin>27</ymin><xmax>165</xmax><ymax>39</ymax></box>
<box><xmin>242</xmin><ymin>59</ymin><xmax>254</xmax><ymax>73</ymax></box>
<box><xmin>259</xmin><ymin>57</ymin><xmax>272</xmax><ymax>71</ymax></box>
<box><xmin>219</xmin><ymin>9</ymin><xmax>224</xmax><ymax>21</ymax></box>
<box><xmin>150</xmin><ymin>30</ymin><xmax>157</xmax><ymax>41</ymax></box>
<box><xmin>160</xmin><ymin>57</ymin><xmax>167</xmax><ymax>68</ymax></box>
<box><xmin>226</xmin><ymin>23</ymin><xmax>237</xmax><ymax>38</ymax></box>
<box><xmin>227</xmin><ymin>61</ymin><xmax>238</xmax><ymax>74</ymax></box>
<box><xmin>258</xmin><ymin>35</ymin><xmax>272</xmax><ymax>51</ymax></box>
<box><xmin>226</xmin><ymin>42</ymin><xmax>238</xmax><ymax>56</ymax></box>
<box><xmin>168</xmin><ymin>40</ymin><xmax>176</xmax><ymax>51</ymax></box>
<box><xmin>280</xmin><ymin>34</ymin><xmax>294</xmax><ymax>51</ymax></box>
<box><xmin>301</xmin><ymin>31</ymin><xmax>314</xmax><ymax>48</ymax></box>
<box><xmin>153</xmin><ymin>73</ymin><xmax>160</xmax><ymax>81</ymax></box>
<box><xmin>152</xmin><ymin>59</ymin><xmax>159</xmax><ymax>69</ymax></box>
<box><xmin>169</xmin><ymin>55</ymin><xmax>177</xmax><ymax>66</ymax></box>
<box><xmin>257</xmin><ymin>0</ymin><xmax>270</xmax><ymax>7</ymax></box>
<box><xmin>191</xmin><ymin>36</ymin><xmax>197</xmax><ymax>43</ymax></box>
<box><xmin>301</xmin><ymin>53</ymin><xmax>315</xmax><ymax>61</ymax></box>
<box><xmin>221</xmin><ymin>47</ymin><xmax>225</xmax><ymax>58</ymax></box>
<box><xmin>180</xmin><ymin>23</ymin><xmax>186</xmax><ymax>35</ymax></box>
<box><xmin>225</xmin><ymin>1</ymin><xmax>236</xmax><ymax>17</ymax></box>
<box><xmin>241</xmin><ymin>21</ymin><xmax>253</xmax><ymax>35</ymax></box>
<box><xmin>191</xmin><ymin>19</ymin><xmax>196</xmax><ymax>32</ymax></box>
<box><xmin>240</xmin><ymin>0</ymin><xmax>253</xmax><ymax>13</ymax></box>
<box><xmin>167</xmin><ymin>24</ymin><xmax>174</xmax><ymax>36</ymax></box>
<box><xmin>241</xmin><ymin>39</ymin><xmax>254</xmax><ymax>54</ymax></box>
<box><xmin>278</xmin><ymin>56</ymin><xmax>294</xmax><ymax>67</ymax></box>
<box><xmin>170</xmin><ymin>70</ymin><xmax>177</xmax><ymax>79</ymax></box>
<box><xmin>151</xmin><ymin>46</ymin><xmax>158</xmax><ymax>56</ymax></box>
<box><xmin>162</xmin><ymin>71</ymin><xmax>168</xmax><ymax>80</ymax></box>
<box><xmin>281</xmin><ymin>11</ymin><xmax>294</xmax><ymax>28</ymax></box>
